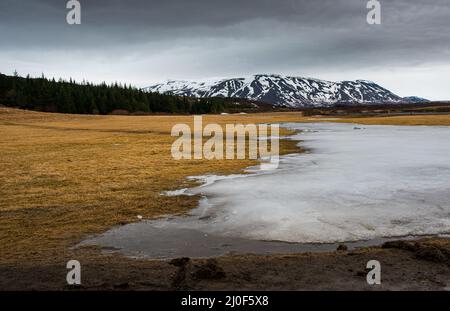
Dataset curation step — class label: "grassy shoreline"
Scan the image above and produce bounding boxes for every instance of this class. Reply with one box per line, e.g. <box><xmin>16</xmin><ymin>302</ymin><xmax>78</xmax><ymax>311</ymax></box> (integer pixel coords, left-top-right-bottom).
<box><xmin>0</xmin><ymin>108</ymin><xmax>308</xmax><ymax>264</ymax></box>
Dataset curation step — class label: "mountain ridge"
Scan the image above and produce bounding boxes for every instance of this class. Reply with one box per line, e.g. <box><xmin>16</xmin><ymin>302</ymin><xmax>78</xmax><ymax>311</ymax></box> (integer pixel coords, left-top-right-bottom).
<box><xmin>144</xmin><ymin>74</ymin><xmax>424</xmax><ymax>107</ymax></box>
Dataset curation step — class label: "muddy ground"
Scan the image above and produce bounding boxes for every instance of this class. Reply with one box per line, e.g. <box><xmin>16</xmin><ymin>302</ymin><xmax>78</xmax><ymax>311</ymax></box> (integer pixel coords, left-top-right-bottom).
<box><xmin>1</xmin><ymin>238</ymin><xmax>449</xmax><ymax>291</ymax></box>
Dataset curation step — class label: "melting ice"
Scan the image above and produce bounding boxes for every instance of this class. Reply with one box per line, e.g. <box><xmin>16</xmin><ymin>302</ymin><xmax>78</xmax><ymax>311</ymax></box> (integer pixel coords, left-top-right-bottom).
<box><xmin>83</xmin><ymin>122</ymin><xmax>450</xmax><ymax>256</ymax></box>
<box><xmin>183</xmin><ymin>122</ymin><xmax>450</xmax><ymax>243</ymax></box>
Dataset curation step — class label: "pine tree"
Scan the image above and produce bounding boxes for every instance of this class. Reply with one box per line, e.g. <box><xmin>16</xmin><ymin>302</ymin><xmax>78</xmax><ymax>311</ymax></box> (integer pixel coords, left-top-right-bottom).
<box><xmin>0</xmin><ymin>73</ymin><xmax>230</xmax><ymax>114</ymax></box>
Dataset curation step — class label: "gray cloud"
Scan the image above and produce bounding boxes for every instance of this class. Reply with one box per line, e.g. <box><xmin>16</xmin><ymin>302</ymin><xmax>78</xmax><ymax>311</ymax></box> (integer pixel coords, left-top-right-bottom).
<box><xmin>0</xmin><ymin>0</ymin><xmax>449</xmax><ymax>100</ymax></box>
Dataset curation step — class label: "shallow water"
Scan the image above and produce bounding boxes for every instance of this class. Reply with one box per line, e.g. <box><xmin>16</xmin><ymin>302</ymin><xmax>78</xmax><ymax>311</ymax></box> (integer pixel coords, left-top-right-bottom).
<box><xmin>81</xmin><ymin>122</ymin><xmax>450</xmax><ymax>258</ymax></box>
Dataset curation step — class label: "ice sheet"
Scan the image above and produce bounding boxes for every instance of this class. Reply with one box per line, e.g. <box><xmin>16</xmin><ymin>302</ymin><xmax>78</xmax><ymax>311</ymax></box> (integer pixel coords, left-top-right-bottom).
<box><xmin>182</xmin><ymin>123</ymin><xmax>450</xmax><ymax>243</ymax></box>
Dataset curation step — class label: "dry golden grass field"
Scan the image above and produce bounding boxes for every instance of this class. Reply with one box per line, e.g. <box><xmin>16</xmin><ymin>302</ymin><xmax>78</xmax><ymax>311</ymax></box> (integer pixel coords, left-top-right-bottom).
<box><xmin>336</xmin><ymin>114</ymin><xmax>450</xmax><ymax>126</ymax></box>
<box><xmin>0</xmin><ymin>108</ymin><xmax>310</xmax><ymax>264</ymax></box>
<box><xmin>2</xmin><ymin>108</ymin><xmax>450</xmax><ymax>264</ymax></box>
<box><xmin>1</xmin><ymin>108</ymin><xmax>450</xmax><ymax>290</ymax></box>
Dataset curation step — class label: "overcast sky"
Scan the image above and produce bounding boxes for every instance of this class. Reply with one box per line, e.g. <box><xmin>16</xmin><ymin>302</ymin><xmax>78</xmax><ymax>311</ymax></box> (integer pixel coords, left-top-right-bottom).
<box><xmin>0</xmin><ymin>0</ymin><xmax>449</xmax><ymax>100</ymax></box>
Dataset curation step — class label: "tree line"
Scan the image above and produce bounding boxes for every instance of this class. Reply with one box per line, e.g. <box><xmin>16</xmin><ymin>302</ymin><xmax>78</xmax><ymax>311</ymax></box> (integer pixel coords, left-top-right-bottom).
<box><xmin>0</xmin><ymin>72</ymin><xmax>239</xmax><ymax>115</ymax></box>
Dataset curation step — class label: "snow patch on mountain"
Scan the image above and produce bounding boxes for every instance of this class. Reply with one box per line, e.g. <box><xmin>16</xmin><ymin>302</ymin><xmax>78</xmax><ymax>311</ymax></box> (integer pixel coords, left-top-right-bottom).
<box><xmin>402</xmin><ymin>96</ymin><xmax>430</xmax><ymax>103</ymax></box>
<box><xmin>144</xmin><ymin>74</ymin><xmax>409</xmax><ymax>107</ymax></box>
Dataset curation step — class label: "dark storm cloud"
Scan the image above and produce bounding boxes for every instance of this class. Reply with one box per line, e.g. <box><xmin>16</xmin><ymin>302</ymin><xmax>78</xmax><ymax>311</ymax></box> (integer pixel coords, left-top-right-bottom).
<box><xmin>0</xmin><ymin>0</ymin><xmax>449</xmax><ymax>99</ymax></box>
<box><xmin>3</xmin><ymin>0</ymin><xmax>360</xmax><ymax>28</ymax></box>
<box><xmin>1</xmin><ymin>0</ymin><xmax>364</xmax><ymax>47</ymax></box>
<box><xmin>1</xmin><ymin>0</ymin><xmax>448</xmax><ymax>56</ymax></box>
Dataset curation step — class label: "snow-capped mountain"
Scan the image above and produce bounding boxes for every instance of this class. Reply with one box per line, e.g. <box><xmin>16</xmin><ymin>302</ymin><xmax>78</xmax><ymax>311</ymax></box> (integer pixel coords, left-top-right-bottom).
<box><xmin>144</xmin><ymin>74</ymin><xmax>406</xmax><ymax>107</ymax></box>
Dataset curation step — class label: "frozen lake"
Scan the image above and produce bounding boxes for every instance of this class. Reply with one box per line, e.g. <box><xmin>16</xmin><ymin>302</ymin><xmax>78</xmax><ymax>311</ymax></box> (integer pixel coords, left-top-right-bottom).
<box><xmin>82</xmin><ymin>123</ymin><xmax>450</xmax><ymax>258</ymax></box>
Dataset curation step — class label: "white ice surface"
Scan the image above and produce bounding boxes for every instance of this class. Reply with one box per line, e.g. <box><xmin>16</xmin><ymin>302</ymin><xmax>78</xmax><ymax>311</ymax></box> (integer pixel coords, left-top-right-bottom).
<box><xmin>183</xmin><ymin>123</ymin><xmax>450</xmax><ymax>243</ymax></box>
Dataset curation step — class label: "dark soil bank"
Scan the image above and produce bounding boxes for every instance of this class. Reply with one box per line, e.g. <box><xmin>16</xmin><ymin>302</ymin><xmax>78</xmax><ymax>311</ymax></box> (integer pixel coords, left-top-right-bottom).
<box><xmin>0</xmin><ymin>238</ymin><xmax>449</xmax><ymax>291</ymax></box>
